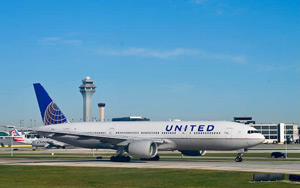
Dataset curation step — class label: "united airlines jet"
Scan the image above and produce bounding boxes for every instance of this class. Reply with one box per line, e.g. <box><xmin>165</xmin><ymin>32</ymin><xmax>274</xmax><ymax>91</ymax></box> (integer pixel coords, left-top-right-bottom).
<box><xmin>33</xmin><ymin>83</ymin><xmax>265</xmax><ymax>162</ymax></box>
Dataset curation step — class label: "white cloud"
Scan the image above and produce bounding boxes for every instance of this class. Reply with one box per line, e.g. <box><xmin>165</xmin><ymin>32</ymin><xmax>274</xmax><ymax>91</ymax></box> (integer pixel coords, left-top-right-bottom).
<box><xmin>39</xmin><ymin>37</ymin><xmax>61</xmax><ymax>45</ymax></box>
<box><xmin>257</xmin><ymin>65</ymin><xmax>286</xmax><ymax>72</ymax></box>
<box><xmin>98</xmin><ymin>48</ymin><xmax>197</xmax><ymax>58</ymax></box>
<box><xmin>97</xmin><ymin>47</ymin><xmax>247</xmax><ymax>64</ymax></box>
<box><xmin>62</xmin><ymin>40</ymin><xmax>82</xmax><ymax>45</ymax></box>
<box><xmin>258</xmin><ymin>65</ymin><xmax>300</xmax><ymax>73</ymax></box>
<box><xmin>192</xmin><ymin>0</ymin><xmax>244</xmax><ymax>16</ymax></box>
<box><xmin>191</xmin><ymin>0</ymin><xmax>209</xmax><ymax>5</ymax></box>
<box><xmin>205</xmin><ymin>52</ymin><xmax>246</xmax><ymax>64</ymax></box>
<box><xmin>39</xmin><ymin>37</ymin><xmax>82</xmax><ymax>46</ymax></box>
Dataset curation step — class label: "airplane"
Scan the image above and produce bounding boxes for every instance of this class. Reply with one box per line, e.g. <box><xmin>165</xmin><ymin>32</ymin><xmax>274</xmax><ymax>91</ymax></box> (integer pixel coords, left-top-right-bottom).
<box><xmin>11</xmin><ymin>128</ymin><xmax>35</xmax><ymax>144</ymax></box>
<box><xmin>33</xmin><ymin>83</ymin><xmax>265</xmax><ymax>162</ymax></box>
<box><xmin>12</xmin><ymin>128</ymin><xmax>67</xmax><ymax>149</ymax></box>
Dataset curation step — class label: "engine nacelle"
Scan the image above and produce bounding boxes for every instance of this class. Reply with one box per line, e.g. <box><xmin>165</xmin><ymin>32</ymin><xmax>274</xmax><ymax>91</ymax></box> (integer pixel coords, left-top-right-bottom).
<box><xmin>128</xmin><ymin>140</ymin><xmax>158</xmax><ymax>158</ymax></box>
<box><xmin>180</xmin><ymin>150</ymin><xmax>206</xmax><ymax>156</ymax></box>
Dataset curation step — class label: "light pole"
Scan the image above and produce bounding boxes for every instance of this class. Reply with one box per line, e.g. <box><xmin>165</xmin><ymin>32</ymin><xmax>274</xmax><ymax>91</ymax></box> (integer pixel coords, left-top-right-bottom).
<box><xmin>285</xmin><ymin>128</ymin><xmax>293</xmax><ymax>159</ymax></box>
<box><xmin>10</xmin><ymin>134</ymin><xmax>13</xmax><ymax>157</ymax></box>
<box><xmin>285</xmin><ymin>135</ymin><xmax>287</xmax><ymax>159</ymax></box>
<box><xmin>11</xmin><ymin>136</ymin><xmax>13</xmax><ymax>156</ymax></box>
<box><xmin>20</xmin><ymin>120</ymin><xmax>24</xmax><ymax>127</ymax></box>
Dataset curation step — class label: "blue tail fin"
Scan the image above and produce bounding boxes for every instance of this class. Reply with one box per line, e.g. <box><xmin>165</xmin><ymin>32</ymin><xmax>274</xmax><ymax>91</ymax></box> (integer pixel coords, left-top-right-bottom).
<box><xmin>33</xmin><ymin>83</ymin><xmax>68</xmax><ymax>125</ymax></box>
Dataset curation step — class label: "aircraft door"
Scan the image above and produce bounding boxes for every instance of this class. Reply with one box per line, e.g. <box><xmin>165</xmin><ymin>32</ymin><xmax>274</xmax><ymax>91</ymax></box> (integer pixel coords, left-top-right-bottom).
<box><xmin>109</xmin><ymin>128</ymin><xmax>115</xmax><ymax>135</ymax></box>
<box><xmin>225</xmin><ymin>128</ymin><xmax>233</xmax><ymax>144</ymax></box>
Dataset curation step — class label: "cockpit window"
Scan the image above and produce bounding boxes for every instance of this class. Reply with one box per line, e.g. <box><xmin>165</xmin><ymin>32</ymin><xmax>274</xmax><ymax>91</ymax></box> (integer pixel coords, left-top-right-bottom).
<box><xmin>247</xmin><ymin>130</ymin><xmax>260</xmax><ymax>134</ymax></box>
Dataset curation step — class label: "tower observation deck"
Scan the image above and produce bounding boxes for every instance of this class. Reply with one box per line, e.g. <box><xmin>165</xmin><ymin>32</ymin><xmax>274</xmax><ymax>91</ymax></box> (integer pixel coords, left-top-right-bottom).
<box><xmin>79</xmin><ymin>77</ymin><xmax>96</xmax><ymax>122</ymax></box>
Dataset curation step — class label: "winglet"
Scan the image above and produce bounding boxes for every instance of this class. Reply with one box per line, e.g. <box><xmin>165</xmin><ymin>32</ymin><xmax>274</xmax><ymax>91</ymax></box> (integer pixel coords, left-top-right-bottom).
<box><xmin>33</xmin><ymin>83</ymin><xmax>68</xmax><ymax>125</ymax></box>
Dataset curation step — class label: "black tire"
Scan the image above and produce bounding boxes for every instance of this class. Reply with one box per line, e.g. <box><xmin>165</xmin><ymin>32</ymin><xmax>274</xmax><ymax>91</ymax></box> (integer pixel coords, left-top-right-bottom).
<box><xmin>153</xmin><ymin>155</ymin><xmax>160</xmax><ymax>161</ymax></box>
<box><xmin>140</xmin><ymin>155</ymin><xmax>160</xmax><ymax>161</ymax></box>
<box><xmin>125</xmin><ymin>156</ymin><xmax>131</xmax><ymax>162</ymax></box>
<box><xmin>235</xmin><ymin>157</ymin><xmax>242</xmax><ymax>162</ymax></box>
<box><xmin>110</xmin><ymin>156</ymin><xmax>116</xmax><ymax>162</ymax></box>
<box><xmin>110</xmin><ymin>156</ymin><xmax>131</xmax><ymax>162</ymax></box>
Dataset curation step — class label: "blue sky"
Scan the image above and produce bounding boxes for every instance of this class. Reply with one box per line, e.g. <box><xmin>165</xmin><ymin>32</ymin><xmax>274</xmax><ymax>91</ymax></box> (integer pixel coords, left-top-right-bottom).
<box><xmin>0</xmin><ymin>0</ymin><xmax>299</xmax><ymax>127</ymax></box>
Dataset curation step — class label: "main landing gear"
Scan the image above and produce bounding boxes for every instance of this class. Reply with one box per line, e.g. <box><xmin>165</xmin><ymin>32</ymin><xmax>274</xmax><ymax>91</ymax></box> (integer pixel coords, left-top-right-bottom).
<box><xmin>140</xmin><ymin>155</ymin><xmax>160</xmax><ymax>161</ymax></box>
<box><xmin>235</xmin><ymin>153</ymin><xmax>243</xmax><ymax>162</ymax></box>
<box><xmin>110</xmin><ymin>148</ymin><xmax>131</xmax><ymax>162</ymax></box>
<box><xmin>110</xmin><ymin>155</ymin><xmax>131</xmax><ymax>162</ymax></box>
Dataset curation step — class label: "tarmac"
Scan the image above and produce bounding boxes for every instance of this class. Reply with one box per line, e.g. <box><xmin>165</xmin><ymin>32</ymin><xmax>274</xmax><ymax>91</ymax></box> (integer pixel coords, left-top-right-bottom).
<box><xmin>0</xmin><ymin>157</ymin><xmax>300</xmax><ymax>175</ymax></box>
<box><xmin>1</xmin><ymin>145</ymin><xmax>300</xmax><ymax>175</ymax></box>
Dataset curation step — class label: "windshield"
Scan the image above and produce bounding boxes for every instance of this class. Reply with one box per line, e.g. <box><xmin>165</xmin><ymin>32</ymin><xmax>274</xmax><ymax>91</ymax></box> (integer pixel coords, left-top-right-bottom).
<box><xmin>247</xmin><ymin>130</ymin><xmax>260</xmax><ymax>134</ymax></box>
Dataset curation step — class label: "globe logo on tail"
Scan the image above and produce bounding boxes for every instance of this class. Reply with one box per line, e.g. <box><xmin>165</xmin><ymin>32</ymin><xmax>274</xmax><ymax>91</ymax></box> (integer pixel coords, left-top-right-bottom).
<box><xmin>44</xmin><ymin>102</ymin><xmax>67</xmax><ymax>125</ymax></box>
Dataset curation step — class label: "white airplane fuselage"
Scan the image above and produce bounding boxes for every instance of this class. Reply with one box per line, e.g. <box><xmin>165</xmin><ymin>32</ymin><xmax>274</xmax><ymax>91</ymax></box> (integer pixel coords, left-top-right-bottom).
<box><xmin>37</xmin><ymin>121</ymin><xmax>265</xmax><ymax>151</ymax></box>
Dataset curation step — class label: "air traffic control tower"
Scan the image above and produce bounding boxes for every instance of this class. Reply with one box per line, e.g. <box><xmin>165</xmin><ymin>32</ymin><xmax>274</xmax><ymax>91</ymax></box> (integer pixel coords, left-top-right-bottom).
<box><xmin>79</xmin><ymin>77</ymin><xmax>96</xmax><ymax>122</ymax></box>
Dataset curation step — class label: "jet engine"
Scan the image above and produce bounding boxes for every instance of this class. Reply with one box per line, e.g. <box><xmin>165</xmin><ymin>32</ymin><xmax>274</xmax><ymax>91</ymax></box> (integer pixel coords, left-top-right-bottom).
<box><xmin>180</xmin><ymin>150</ymin><xmax>207</xmax><ymax>156</ymax></box>
<box><xmin>127</xmin><ymin>140</ymin><xmax>158</xmax><ymax>158</ymax></box>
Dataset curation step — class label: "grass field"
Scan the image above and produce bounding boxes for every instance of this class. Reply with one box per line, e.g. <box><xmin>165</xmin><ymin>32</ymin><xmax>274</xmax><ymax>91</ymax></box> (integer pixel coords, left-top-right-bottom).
<box><xmin>0</xmin><ymin>165</ymin><xmax>299</xmax><ymax>188</ymax></box>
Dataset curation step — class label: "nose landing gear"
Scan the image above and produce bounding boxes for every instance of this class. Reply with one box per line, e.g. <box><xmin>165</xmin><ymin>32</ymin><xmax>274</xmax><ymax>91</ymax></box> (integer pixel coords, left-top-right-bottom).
<box><xmin>235</xmin><ymin>148</ymin><xmax>247</xmax><ymax>162</ymax></box>
<box><xmin>235</xmin><ymin>153</ymin><xmax>243</xmax><ymax>162</ymax></box>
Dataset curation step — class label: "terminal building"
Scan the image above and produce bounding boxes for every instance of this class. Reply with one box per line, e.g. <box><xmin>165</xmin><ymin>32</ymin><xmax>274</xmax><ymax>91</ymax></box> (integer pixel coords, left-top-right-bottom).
<box><xmin>234</xmin><ymin>117</ymin><xmax>299</xmax><ymax>143</ymax></box>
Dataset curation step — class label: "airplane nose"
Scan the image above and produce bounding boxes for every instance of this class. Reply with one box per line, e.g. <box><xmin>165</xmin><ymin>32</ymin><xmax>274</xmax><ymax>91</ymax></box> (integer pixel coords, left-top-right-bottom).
<box><xmin>259</xmin><ymin>134</ymin><xmax>265</xmax><ymax>143</ymax></box>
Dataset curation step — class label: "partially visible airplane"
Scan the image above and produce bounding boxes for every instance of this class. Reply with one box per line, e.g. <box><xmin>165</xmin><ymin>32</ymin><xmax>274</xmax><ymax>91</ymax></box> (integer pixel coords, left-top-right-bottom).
<box><xmin>33</xmin><ymin>83</ymin><xmax>265</xmax><ymax>162</ymax></box>
<box><xmin>11</xmin><ymin>128</ymin><xmax>36</xmax><ymax>144</ymax></box>
<box><xmin>12</xmin><ymin>128</ymin><xmax>67</xmax><ymax>149</ymax></box>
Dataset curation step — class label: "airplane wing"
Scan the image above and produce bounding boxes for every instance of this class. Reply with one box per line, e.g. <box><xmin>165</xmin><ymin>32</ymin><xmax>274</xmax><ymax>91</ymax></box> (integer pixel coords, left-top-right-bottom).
<box><xmin>35</xmin><ymin>129</ymin><xmax>165</xmax><ymax>146</ymax></box>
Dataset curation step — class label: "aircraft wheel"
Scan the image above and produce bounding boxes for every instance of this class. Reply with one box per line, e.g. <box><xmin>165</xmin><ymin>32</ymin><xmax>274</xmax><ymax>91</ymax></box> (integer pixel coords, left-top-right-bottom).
<box><xmin>140</xmin><ymin>155</ymin><xmax>160</xmax><ymax>161</ymax></box>
<box><xmin>153</xmin><ymin>155</ymin><xmax>160</xmax><ymax>161</ymax></box>
<box><xmin>110</xmin><ymin>156</ymin><xmax>131</xmax><ymax>162</ymax></box>
<box><xmin>124</xmin><ymin>156</ymin><xmax>131</xmax><ymax>162</ymax></box>
<box><xmin>235</xmin><ymin>156</ymin><xmax>243</xmax><ymax>162</ymax></box>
